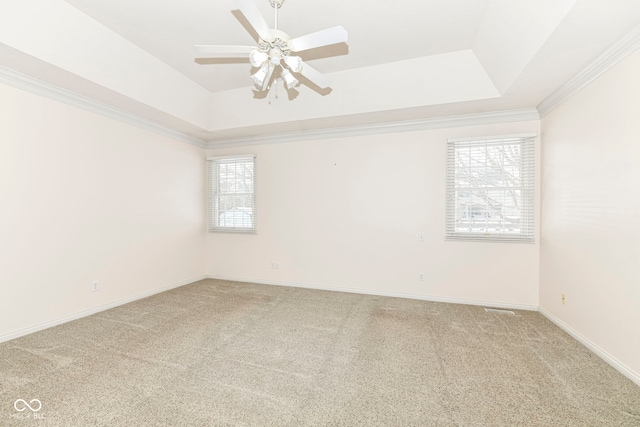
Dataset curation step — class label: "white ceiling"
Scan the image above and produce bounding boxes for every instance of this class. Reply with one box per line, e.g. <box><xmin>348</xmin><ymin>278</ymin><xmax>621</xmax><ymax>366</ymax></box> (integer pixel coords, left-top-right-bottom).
<box><xmin>1</xmin><ymin>0</ymin><xmax>639</xmax><ymax>144</ymax></box>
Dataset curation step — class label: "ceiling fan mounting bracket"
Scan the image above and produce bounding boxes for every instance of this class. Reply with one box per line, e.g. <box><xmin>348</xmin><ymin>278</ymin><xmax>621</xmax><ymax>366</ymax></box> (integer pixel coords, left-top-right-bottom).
<box><xmin>269</xmin><ymin>0</ymin><xmax>285</xmax><ymax>8</ymax></box>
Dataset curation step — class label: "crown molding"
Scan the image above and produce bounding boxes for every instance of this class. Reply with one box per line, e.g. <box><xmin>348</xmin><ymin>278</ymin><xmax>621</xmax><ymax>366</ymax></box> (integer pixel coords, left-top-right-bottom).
<box><xmin>537</xmin><ymin>25</ymin><xmax>640</xmax><ymax>118</ymax></box>
<box><xmin>0</xmin><ymin>64</ymin><xmax>541</xmax><ymax>151</ymax></box>
<box><xmin>4</xmin><ymin>22</ymin><xmax>639</xmax><ymax>149</ymax></box>
<box><xmin>205</xmin><ymin>108</ymin><xmax>540</xmax><ymax>149</ymax></box>
<box><xmin>0</xmin><ymin>66</ymin><xmax>206</xmax><ymax>149</ymax></box>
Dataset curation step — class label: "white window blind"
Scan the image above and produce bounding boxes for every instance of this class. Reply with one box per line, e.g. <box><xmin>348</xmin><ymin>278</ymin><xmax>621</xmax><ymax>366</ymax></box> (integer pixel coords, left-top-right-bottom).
<box><xmin>207</xmin><ymin>155</ymin><xmax>256</xmax><ymax>234</ymax></box>
<box><xmin>446</xmin><ymin>134</ymin><xmax>535</xmax><ymax>243</ymax></box>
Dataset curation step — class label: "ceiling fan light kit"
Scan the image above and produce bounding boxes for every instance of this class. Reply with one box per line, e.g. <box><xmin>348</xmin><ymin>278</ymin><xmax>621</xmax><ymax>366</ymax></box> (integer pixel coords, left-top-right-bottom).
<box><xmin>195</xmin><ymin>0</ymin><xmax>347</xmax><ymax>95</ymax></box>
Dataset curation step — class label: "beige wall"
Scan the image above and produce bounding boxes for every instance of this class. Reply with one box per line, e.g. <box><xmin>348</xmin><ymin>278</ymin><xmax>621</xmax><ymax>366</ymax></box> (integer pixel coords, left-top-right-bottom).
<box><xmin>207</xmin><ymin>120</ymin><xmax>541</xmax><ymax>309</ymax></box>
<box><xmin>3</xmin><ymin>47</ymin><xmax>637</xmax><ymax>385</ymax></box>
<box><xmin>540</xmin><ymin>51</ymin><xmax>640</xmax><ymax>381</ymax></box>
<box><xmin>0</xmin><ymin>83</ymin><xmax>207</xmax><ymax>341</ymax></box>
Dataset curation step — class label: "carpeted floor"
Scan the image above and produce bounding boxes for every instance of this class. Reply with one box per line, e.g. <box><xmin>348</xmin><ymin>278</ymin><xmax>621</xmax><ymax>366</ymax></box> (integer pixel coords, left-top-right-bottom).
<box><xmin>1</xmin><ymin>279</ymin><xmax>639</xmax><ymax>426</ymax></box>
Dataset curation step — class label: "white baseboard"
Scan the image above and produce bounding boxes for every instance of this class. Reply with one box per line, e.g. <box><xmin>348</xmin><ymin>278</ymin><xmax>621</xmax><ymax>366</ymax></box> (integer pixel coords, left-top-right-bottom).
<box><xmin>539</xmin><ymin>307</ymin><xmax>640</xmax><ymax>387</ymax></box>
<box><xmin>6</xmin><ymin>274</ymin><xmax>637</xmax><ymax>388</ymax></box>
<box><xmin>0</xmin><ymin>275</ymin><xmax>207</xmax><ymax>344</ymax></box>
<box><xmin>205</xmin><ymin>275</ymin><xmax>538</xmax><ymax>311</ymax></box>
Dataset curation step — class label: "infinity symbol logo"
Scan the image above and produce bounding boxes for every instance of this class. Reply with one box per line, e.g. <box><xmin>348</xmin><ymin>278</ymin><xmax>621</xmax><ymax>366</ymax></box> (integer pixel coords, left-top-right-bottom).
<box><xmin>14</xmin><ymin>399</ymin><xmax>42</xmax><ymax>412</ymax></box>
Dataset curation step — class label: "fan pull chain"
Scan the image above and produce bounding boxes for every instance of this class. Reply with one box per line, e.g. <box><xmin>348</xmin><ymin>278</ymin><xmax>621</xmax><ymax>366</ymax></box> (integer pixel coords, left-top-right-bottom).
<box><xmin>267</xmin><ymin>80</ymin><xmax>278</xmax><ymax>104</ymax></box>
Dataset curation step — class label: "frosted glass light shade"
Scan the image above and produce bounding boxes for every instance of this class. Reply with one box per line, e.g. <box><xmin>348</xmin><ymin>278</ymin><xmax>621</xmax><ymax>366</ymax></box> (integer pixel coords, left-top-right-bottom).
<box><xmin>251</xmin><ymin>63</ymin><xmax>270</xmax><ymax>87</ymax></box>
<box><xmin>249</xmin><ymin>50</ymin><xmax>268</xmax><ymax>67</ymax></box>
<box><xmin>284</xmin><ymin>56</ymin><xmax>303</xmax><ymax>72</ymax></box>
<box><xmin>281</xmin><ymin>68</ymin><xmax>299</xmax><ymax>89</ymax></box>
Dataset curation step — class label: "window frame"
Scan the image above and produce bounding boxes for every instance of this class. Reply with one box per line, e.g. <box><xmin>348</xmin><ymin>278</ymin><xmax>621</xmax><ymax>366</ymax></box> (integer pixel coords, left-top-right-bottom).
<box><xmin>445</xmin><ymin>133</ymin><xmax>535</xmax><ymax>243</ymax></box>
<box><xmin>207</xmin><ymin>154</ymin><xmax>257</xmax><ymax>234</ymax></box>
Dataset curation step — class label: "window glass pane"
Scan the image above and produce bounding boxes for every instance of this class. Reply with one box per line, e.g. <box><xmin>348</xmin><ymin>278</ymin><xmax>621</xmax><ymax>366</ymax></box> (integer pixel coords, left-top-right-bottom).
<box><xmin>208</xmin><ymin>156</ymin><xmax>256</xmax><ymax>233</ymax></box>
<box><xmin>447</xmin><ymin>136</ymin><xmax>534</xmax><ymax>243</ymax></box>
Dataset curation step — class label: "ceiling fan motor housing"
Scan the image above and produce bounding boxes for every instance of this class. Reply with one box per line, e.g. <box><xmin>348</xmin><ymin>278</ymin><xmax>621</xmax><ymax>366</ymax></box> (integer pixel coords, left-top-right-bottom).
<box><xmin>258</xmin><ymin>30</ymin><xmax>292</xmax><ymax>59</ymax></box>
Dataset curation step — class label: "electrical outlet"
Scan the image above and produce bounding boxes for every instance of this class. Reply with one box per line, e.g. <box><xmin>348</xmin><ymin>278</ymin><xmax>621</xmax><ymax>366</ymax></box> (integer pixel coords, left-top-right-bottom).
<box><xmin>419</xmin><ymin>272</ymin><xmax>425</xmax><ymax>281</ymax></box>
<box><xmin>271</xmin><ymin>263</ymin><xmax>279</xmax><ymax>270</ymax></box>
<box><xmin>92</xmin><ymin>281</ymin><xmax>99</xmax><ymax>292</ymax></box>
<box><xmin>561</xmin><ymin>293</ymin><xmax>566</xmax><ymax>304</ymax></box>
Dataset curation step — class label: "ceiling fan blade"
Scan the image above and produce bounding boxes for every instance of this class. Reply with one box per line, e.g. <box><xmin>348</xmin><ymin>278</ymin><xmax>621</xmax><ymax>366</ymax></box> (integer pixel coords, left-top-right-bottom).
<box><xmin>234</xmin><ymin>0</ymin><xmax>275</xmax><ymax>42</ymax></box>
<box><xmin>289</xmin><ymin>26</ymin><xmax>348</xmax><ymax>52</ymax></box>
<box><xmin>298</xmin><ymin>61</ymin><xmax>330</xmax><ymax>89</ymax></box>
<box><xmin>194</xmin><ymin>45</ymin><xmax>254</xmax><ymax>57</ymax></box>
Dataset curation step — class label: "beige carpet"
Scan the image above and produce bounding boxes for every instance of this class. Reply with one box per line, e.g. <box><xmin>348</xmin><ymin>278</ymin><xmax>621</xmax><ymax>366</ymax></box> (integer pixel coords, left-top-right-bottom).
<box><xmin>1</xmin><ymin>279</ymin><xmax>639</xmax><ymax>426</ymax></box>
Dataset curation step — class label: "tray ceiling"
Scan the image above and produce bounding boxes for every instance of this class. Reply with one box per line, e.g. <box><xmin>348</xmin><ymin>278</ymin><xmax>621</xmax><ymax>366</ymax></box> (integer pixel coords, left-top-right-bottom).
<box><xmin>1</xmin><ymin>0</ymin><xmax>639</xmax><ymax>143</ymax></box>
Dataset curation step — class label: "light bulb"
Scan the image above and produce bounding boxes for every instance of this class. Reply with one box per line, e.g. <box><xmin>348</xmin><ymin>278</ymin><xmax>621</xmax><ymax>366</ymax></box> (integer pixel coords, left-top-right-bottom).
<box><xmin>284</xmin><ymin>56</ymin><xmax>303</xmax><ymax>73</ymax></box>
<box><xmin>251</xmin><ymin>63</ymin><xmax>270</xmax><ymax>88</ymax></box>
<box><xmin>281</xmin><ymin>68</ymin><xmax>299</xmax><ymax>89</ymax></box>
<box><xmin>249</xmin><ymin>50</ymin><xmax>268</xmax><ymax>67</ymax></box>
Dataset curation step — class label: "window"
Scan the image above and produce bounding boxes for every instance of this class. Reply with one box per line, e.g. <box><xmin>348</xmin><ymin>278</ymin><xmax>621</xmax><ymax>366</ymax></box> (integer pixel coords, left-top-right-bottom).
<box><xmin>207</xmin><ymin>155</ymin><xmax>256</xmax><ymax>234</ymax></box>
<box><xmin>446</xmin><ymin>134</ymin><xmax>535</xmax><ymax>243</ymax></box>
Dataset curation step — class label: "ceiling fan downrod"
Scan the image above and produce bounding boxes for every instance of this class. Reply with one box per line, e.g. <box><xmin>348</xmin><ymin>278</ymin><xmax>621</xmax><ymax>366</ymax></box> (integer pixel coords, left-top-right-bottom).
<box><xmin>270</xmin><ymin>0</ymin><xmax>284</xmax><ymax>30</ymax></box>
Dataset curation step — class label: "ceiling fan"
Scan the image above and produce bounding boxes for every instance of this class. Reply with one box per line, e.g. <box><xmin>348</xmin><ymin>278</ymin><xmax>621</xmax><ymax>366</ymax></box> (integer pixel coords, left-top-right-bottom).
<box><xmin>194</xmin><ymin>0</ymin><xmax>347</xmax><ymax>92</ymax></box>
